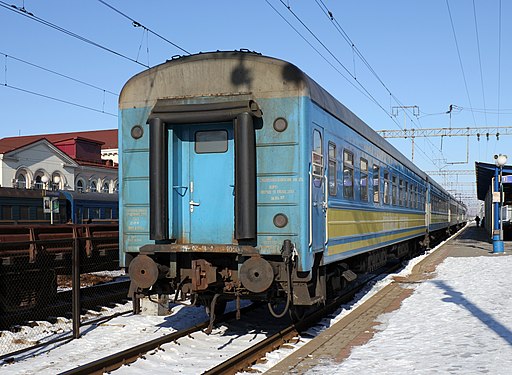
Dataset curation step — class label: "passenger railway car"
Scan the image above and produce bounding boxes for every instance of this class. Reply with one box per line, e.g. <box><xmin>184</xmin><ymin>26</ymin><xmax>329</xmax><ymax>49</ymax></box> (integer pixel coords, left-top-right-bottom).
<box><xmin>0</xmin><ymin>187</ymin><xmax>118</xmax><ymax>224</ymax></box>
<box><xmin>120</xmin><ymin>51</ymin><xmax>466</xmax><ymax>318</ymax></box>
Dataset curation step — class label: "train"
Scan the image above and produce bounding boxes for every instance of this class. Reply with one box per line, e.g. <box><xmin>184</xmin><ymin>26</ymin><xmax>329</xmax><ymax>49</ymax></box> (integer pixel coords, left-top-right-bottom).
<box><xmin>0</xmin><ymin>187</ymin><xmax>119</xmax><ymax>314</ymax></box>
<box><xmin>119</xmin><ymin>51</ymin><xmax>467</xmax><ymax>320</ymax></box>
<box><xmin>0</xmin><ymin>187</ymin><xmax>119</xmax><ymax>224</ymax></box>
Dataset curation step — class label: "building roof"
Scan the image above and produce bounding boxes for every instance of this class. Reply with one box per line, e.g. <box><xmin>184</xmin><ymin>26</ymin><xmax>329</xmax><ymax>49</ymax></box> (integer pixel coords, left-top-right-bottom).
<box><xmin>0</xmin><ymin>129</ymin><xmax>117</xmax><ymax>154</ymax></box>
<box><xmin>475</xmin><ymin>161</ymin><xmax>512</xmax><ymax>200</ymax></box>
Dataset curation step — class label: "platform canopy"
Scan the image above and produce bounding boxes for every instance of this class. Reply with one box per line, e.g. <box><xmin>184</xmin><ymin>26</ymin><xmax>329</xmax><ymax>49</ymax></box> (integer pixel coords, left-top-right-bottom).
<box><xmin>475</xmin><ymin>161</ymin><xmax>512</xmax><ymax>201</ymax></box>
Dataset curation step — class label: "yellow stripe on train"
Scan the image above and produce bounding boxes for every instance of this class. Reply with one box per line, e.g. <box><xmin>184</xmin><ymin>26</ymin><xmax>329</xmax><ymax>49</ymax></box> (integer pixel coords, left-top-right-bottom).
<box><xmin>327</xmin><ymin>208</ymin><xmax>425</xmax><ymax>238</ymax></box>
<box><xmin>327</xmin><ymin>227</ymin><xmax>426</xmax><ymax>256</ymax></box>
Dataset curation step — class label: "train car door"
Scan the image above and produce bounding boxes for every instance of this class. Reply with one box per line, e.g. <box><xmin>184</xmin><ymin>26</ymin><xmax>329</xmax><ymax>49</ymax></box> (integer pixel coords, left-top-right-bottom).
<box><xmin>311</xmin><ymin>126</ymin><xmax>327</xmax><ymax>251</ymax></box>
<box><xmin>187</xmin><ymin>124</ymin><xmax>235</xmax><ymax>244</ymax></box>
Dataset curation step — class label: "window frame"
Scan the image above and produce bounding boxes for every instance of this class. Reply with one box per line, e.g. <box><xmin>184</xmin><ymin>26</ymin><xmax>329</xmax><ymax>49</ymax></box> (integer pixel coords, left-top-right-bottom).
<box><xmin>343</xmin><ymin>149</ymin><xmax>354</xmax><ymax>199</ymax></box>
<box><xmin>194</xmin><ymin>130</ymin><xmax>229</xmax><ymax>154</ymax></box>
<box><xmin>328</xmin><ymin>142</ymin><xmax>337</xmax><ymax>196</ymax></box>
<box><xmin>360</xmin><ymin>158</ymin><xmax>369</xmax><ymax>202</ymax></box>
<box><xmin>373</xmin><ymin>164</ymin><xmax>380</xmax><ymax>204</ymax></box>
<box><xmin>392</xmin><ymin>175</ymin><xmax>398</xmax><ymax>205</ymax></box>
<box><xmin>383</xmin><ymin>170</ymin><xmax>390</xmax><ymax>205</ymax></box>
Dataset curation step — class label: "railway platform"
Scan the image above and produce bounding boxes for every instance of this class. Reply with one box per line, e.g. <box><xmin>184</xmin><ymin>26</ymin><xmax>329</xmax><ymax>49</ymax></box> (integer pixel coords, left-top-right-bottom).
<box><xmin>267</xmin><ymin>224</ymin><xmax>512</xmax><ymax>374</ymax></box>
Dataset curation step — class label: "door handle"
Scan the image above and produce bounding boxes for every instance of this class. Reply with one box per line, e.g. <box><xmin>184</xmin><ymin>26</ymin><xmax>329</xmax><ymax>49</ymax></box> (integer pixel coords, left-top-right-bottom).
<box><xmin>189</xmin><ymin>200</ymin><xmax>200</xmax><ymax>213</ymax></box>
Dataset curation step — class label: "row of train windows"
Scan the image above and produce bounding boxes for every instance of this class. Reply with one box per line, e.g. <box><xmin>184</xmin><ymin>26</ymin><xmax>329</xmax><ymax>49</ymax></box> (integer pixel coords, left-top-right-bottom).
<box><xmin>317</xmin><ymin>137</ymin><xmax>426</xmax><ymax>209</ymax></box>
<box><xmin>0</xmin><ymin>206</ymin><xmax>115</xmax><ymax>221</ymax></box>
<box><xmin>77</xmin><ymin>207</ymin><xmax>115</xmax><ymax>220</ymax></box>
<box><xmin>1</xmin><ymin>206</ymin><xmax>58</xmax><ymax>221</ymax></box>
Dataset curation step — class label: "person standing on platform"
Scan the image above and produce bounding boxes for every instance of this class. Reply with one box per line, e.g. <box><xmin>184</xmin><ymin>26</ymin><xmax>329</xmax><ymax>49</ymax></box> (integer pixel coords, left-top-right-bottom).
<box><xmin>475</xmin><ymin>215</ymin><xmax>480</xmax><ymax>227</ymax></box>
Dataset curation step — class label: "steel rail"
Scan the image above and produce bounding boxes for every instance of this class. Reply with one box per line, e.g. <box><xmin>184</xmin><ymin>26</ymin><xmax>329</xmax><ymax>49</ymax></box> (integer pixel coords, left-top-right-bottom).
<box><xmin>204</xmin><ymin>262</ymin><xmax>404</xmax><ymax>375</ymax></box>
<box><xmin>57</xmin><ymin>303</ymin><xmax>261</xmax><ymax>375</ymax></box>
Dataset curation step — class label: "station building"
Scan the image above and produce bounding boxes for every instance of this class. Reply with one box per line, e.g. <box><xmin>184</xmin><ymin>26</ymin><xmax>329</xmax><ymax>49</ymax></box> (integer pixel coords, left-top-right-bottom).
<box><xmin>0</xmin><ymin>129</ymin><xmax>118</xmax><ymax>193</ymax></box>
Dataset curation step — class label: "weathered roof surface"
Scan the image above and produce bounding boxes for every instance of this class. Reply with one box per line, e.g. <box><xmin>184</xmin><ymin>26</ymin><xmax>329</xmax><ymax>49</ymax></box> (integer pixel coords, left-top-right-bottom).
<box><xmin>475</xmin><ymin>161</ymin><xmax>512</xmax><ymax>200</ymax></box>
<box><xmin>120</xmin><ymin>51</ymin><xmax>445</xmax><ymax>190</ymax></box>
<box><xmin>0</xmin><ymin>129</ymin><xmax>117</xmax><ymax>154</ymax></box>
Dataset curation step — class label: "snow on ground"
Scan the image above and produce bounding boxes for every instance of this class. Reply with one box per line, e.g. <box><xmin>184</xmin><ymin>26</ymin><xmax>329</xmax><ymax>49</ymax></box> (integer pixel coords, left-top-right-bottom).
<box><xmin>5</xmin><ymin>229</ymin><xmax>511</xmax><ymax>374</ymax></box>
<box><xmin>306</xmin><ymin>256</ymin><xmax>512</xmax><ymax>374</ymax></box>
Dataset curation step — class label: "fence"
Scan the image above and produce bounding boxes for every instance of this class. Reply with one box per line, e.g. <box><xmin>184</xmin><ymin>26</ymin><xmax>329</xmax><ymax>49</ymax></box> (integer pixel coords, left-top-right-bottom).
<box><xmin>0</xmin><ymin>224</ymin><xmax>130</xmax><ymax>358</ymax></box>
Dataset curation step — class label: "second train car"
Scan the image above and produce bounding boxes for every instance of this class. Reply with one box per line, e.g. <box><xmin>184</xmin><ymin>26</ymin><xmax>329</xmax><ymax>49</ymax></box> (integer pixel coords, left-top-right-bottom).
<box><xmin>119</xmin><ymin>51</ymin><xmax>466</xmax><ymax>318</ymax></box>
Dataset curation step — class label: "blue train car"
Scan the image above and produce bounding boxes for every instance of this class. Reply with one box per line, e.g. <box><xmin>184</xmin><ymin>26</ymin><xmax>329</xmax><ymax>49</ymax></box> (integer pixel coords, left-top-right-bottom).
<box><xmin>0</xmin><ymin>188</ymin><xmax>118</xmax><ymax>225</ymax></box>
<box><xmin>119</xmin><ymin>51</ymin><xmax>466</xmax><ymax>317</ymax></box>
<box><xmin>61</xmin><ymin>191</ymin><xmax>118</xmax><ymax>224</ymax></box>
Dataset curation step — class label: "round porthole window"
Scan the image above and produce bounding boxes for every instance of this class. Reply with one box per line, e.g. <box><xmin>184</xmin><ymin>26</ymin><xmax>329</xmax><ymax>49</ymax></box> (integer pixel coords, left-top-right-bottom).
<box><xmin>273</xmin><ymin>118</ymin><xmax>288</xmax><ymax>132</ymax></box>
<box><xmin>131</xmin><ymin>125</ymin><xmax>144</xmax><ymax>139</ymax></box>
<box><xmin>273</xmin><ymin>213</ymin><xmax>289</xmax><ymax>228</ymax></box>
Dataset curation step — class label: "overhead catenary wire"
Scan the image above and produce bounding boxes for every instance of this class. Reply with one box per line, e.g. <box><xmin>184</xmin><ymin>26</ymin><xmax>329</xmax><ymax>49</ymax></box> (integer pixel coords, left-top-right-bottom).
<box><xmin>313</xmin><ymin>0</ymin><xmax>446</xmax><ymax>162</ymax></box>
<box><xmin>2</xmin><ymin>83</ymin><xmax>117</xmax><ymax>117</ymax></box>
<box><xmin>472</xmin><ymin>0</ymin><xmax>488</xmax><ymax>127</ymax></box>
<box><xmin>273</xmin><ymin>0</ymin><xmax>392</xmax><ymax>117</ymax></box>
<box><xmin>497</xmin><ymin>0</ymin><xmax>502</xmax><ymax>131</ymax></box>
<box><xmin>445</xmin><ymin>0</ymin><xmax>478</xmax><ymax>128</ymax></box>
<box><xmin>263</xmin><ymin>0</ymin><xmax>378</xmax><ymax>106</ymax></box>
<box><xmin>97</xmin><ymin>0</ymin><xmax>190</xmax><ymax>55</ymax></box>
<box><xmin>279</xmin><ymin>0</ymin><xmax>442</xmax><ymax>166</ymax></box>
<box><xmin>1</xmin><ymin>51</ymin><xmax>118</xmax><ymax>96</ymax></box>
<box><xmin>268</xmin><ymin>0</ymin><xmax>441</xmax><ymax>168</ymax></box>
<box><xmin>0</xmin><ymin>1</ymin><xmax>149</xmax><ymax>68</ymax></box>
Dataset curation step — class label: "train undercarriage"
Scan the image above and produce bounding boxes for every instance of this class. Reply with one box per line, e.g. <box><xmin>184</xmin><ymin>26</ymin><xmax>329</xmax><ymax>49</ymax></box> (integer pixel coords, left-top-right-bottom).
<box><xmin>128</xmin><ymin>223</ymin><xmax>464</xmax><ymax>325</ymax></box>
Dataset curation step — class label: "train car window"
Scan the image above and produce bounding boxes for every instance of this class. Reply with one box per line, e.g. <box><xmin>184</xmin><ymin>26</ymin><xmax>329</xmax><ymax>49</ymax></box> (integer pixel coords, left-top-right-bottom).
<box><xmin>373</xmin><ymin>165</ymin><xmax>380</xmax><ymax>203</ymax></box>
<box><xmin>312</xmin><ymin>130</ymin><xmax>324</xmax><ymax>179</ymax></box>
<box><xmin>405</xmin><ymin>181</ymin><xmax>409</xmax><ymax>208</ymax></box>
<box><xmin>19</xmin><ymin>206</ymin><xmax>29</xmax><ymax>220</ymax></box>
<box><xmin>328</xmin><ymin>142</ymin><xmax>337</xmax><ymax>196</ymax></box>
<box><xmin>195</xmin><ymin>130</ymin><xmax>228</xmax><ymax>154</ymax></box>
<box><xmin>392</xmin><ymin>175</ymin><xmax>398</xmax><ymax>205</ymax></box>
<box><xmin>360</xmin><ymin>158</ymin><xmax>368</xmax><ymax>201</ymax></box>
<box><xmin>383</xmin><ymin>170</ymin><xmax>390</xmax><ymax>205</ymax></box>
<box><xmin>1</xmin><ymin>205</ymin><xmax>12</xmax><ymax>220</ymax></box>
<box><xmin>313</xmin><ymin>130</ymin><xmax>322</xmax><ymax>154</ymax></box>
<box><xmin>343</xmin><ymin>150</ymin><xmax>354</xmax><ymax>199</ymax></box>
<box><xmin>105</xmin><ymin>207</ymin><xmax>112</xmax><ymax>219</ymax></box>
<box><xmin>399</xmin><ymin>179</ymin><xmax>404</xmax><ymax>206</ymax></box>
<box><xmin>414</xmin><ymin>185</ymin><xmax>419</xmax><ymax>209</ymax></box>
<box><xmin>89</xmin><ymin>208</ymin><xmax>100</xmax><ymax>219</ymax></box>
<box><xmin>36</xmin><ymin>207</ymin><xmax>44</xmax><ymax>220</ymax></box>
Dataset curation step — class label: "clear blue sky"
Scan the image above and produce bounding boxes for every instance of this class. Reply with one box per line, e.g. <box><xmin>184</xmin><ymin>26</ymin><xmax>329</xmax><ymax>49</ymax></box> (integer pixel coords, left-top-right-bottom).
<box><xmin>1</xmin><ymin>0</ymin><xmax>511</xmax><ymax>211</ymax></box>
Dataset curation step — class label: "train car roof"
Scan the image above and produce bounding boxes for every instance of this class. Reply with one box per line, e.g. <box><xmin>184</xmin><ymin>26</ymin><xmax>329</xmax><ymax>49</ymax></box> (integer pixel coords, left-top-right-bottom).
<box><xmin>61</xmin><ymin>191</ymin><xmax>118</xmax><ymax>202</ymax></box>
<box><xmin>0</xmin><ymin>187</ymin><xmax>64</xmax><ymax>199</ymax></box>
<box><xmin>120</xmin><ymin>50</ymin><xmax>451</xmax><ymax>198</ymax></box>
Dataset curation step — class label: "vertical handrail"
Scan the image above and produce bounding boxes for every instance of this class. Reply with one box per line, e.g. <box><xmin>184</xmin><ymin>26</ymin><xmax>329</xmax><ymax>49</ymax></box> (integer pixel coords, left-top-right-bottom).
<box><xmin>308</xmin><ymin>166</ymin><xmax>313</xmax><ymax>248</ymax></box>
<box><xmin>324</xmin><ymin>175</ymin><xmax>329</xmax><ymax>246</ymax></box>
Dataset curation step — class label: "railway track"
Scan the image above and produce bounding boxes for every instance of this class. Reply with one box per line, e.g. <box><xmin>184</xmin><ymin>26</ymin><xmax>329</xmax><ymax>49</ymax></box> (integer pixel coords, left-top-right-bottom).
<box><xmin>57</xmin><ymin>260</ymin><xmax>404</xmax><ymax>375</ymax></box>
<box><xmin>0</xmin><ymin>280</ymin><xmax>130</xmax><ymax>330</ymax></box>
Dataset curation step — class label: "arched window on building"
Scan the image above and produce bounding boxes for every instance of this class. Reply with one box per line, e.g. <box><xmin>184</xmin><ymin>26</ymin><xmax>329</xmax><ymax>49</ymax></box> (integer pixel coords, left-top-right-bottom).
<box><xmin>90</xmin><ymin>180</ymin><xmax>97</xmax><ymax>193</ymax></box>
<box><xmin>102</xmin><ymin>181</ymin><xmax>110</xmax><ymax>193</ymax></box>
<box><xmin>76</xmin><ymin>180</ymin><xmax>83</xmax><ymax>192</ymax></box>
<box><xmin>34</xmin><ymin>175</ymin><xmax>44</xmax><ymax>190</ymax></box>
<box><xmin>17</xmin><ymin>174</ymin><xmax>26</xmax><ymax>189</ymax></box>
